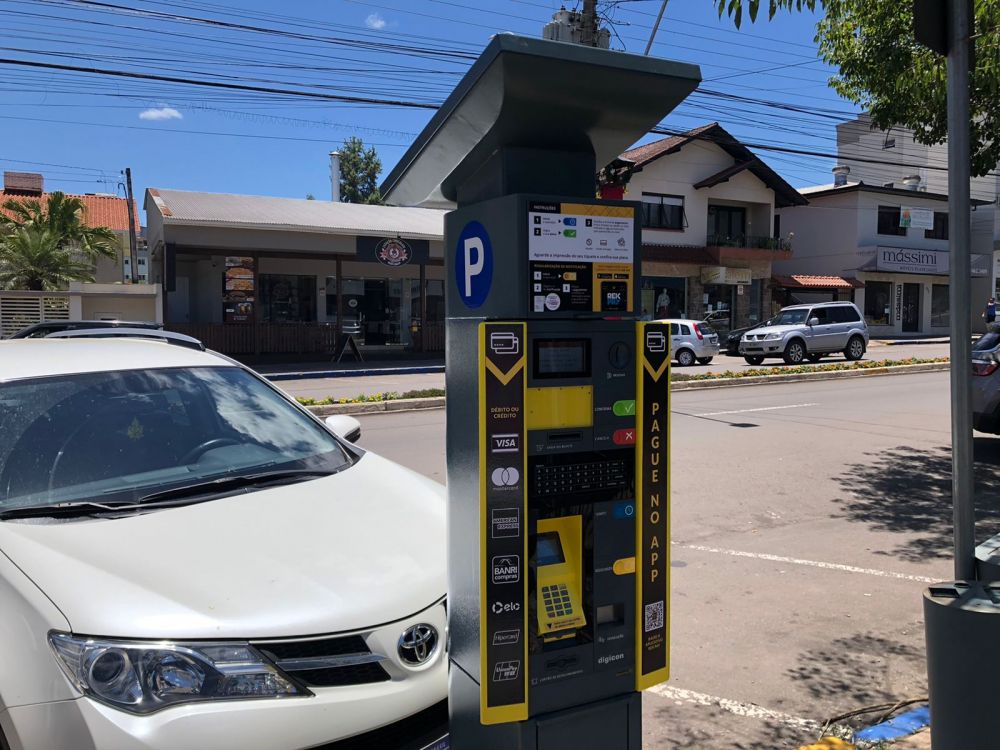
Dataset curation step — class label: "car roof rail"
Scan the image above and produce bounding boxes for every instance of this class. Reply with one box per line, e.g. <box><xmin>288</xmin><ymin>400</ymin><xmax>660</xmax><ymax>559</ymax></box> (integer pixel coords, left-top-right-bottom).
<box><xmin>45</xmin><ymin>327</ymin><xmax>206</xmax><ymax>351</ymax></box>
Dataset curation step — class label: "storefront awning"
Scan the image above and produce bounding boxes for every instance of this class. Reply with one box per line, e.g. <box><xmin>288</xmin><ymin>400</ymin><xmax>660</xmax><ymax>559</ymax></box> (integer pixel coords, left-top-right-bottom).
<box><xmin>772</xmin><ymin>274</ymin><xmax>865</xmax><ymax>290</ymax></box>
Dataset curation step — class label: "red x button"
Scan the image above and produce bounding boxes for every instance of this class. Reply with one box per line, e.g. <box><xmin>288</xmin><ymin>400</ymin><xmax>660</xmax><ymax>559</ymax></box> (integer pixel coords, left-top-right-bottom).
<box><xmin>613</xmin><ymin>428</ymin><xmax>636</xmax><ymax>445</ymax></box>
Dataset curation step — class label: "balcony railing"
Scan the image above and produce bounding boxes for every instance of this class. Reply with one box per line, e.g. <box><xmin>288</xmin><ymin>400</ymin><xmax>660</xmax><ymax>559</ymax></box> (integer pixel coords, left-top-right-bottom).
<box><xmin>706</xmin><ymin>233</ymin><xmax>791</xmax><ymax>251</ymax></box>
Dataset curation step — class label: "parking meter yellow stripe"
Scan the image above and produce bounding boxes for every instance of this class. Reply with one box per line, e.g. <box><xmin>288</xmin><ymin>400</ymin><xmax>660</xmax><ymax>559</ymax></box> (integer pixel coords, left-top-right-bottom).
<box><xmin>561</xmin><ymin>203</ymin><xmax>635</xmax><ymax>218</ymax></box>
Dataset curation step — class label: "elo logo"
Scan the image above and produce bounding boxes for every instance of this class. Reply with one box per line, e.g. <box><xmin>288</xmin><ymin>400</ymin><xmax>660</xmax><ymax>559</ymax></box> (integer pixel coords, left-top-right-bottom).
<box><xmin>454</xmin><ymin>221</ymin><xmax>493</xmax><ymax>308</ymax></box>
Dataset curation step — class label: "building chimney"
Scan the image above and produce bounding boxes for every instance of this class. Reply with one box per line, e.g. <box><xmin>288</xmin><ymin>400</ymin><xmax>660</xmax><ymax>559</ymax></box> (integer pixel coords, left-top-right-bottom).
<box><xmin>832</xmin><ymin>165</ymin><xmax>850</xmax><ymax>187</ymax></box>
<box><xmin>902</xmin><ymin>174</ymin><xmax>922</xmax><ymax>191</ymax></box>
<box><xmin>3</xmin><ymin>171</ymin><xmax>43</xmax><ymax>195</ymax></box>
<box><xmin>329</xmin><ymin>151</ymin><xmax>341</xmax><ymax>202</ymax></box>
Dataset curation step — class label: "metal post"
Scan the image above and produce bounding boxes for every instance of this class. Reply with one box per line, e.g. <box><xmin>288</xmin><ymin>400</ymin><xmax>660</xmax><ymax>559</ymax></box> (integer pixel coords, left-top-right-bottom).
<box><xmin>124</xmin><ymin>168</ymin><xmax>138</xmax><ymax>283</ymax></box>
<box><xmin>644</xmin><ymin>0</ymin><xmax>669</xmax><ymax>55</ymax></box>
<box><xmin>947</xmin><ymin>0</ymin><xmax>975</xmax><ymax>580</ymax></box>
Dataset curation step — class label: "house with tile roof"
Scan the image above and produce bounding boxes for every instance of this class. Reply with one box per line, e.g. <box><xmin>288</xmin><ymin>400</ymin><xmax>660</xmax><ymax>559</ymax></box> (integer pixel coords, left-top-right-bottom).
<box><xmin>599</xmin><ymin>122</ymin><xmax>808</xmax><ymax>338</ymax></box>
<box><xmin>1</xmin><ymin>171</ymin><xmax>142</xmax><ymax>285</ymax></box>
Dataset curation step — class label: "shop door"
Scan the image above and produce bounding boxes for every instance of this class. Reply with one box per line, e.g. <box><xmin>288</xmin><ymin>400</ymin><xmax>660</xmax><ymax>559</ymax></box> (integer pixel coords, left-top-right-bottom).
<box><xmin>902</xmin><ymin>283</ymin><xmax>921</xmax><ymax>332</ymax></box>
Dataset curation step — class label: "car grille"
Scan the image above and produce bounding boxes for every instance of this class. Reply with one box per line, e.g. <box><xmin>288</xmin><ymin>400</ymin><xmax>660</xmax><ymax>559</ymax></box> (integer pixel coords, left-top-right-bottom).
<box><xmin>309</xmin><ymin>700</ymin><xmax>449</xmax><ymax>750</ymax></box>
<box><xmin>253</xmin><ymin>634</ymin><xmax>391</xmax><ymax>688</ymax></box>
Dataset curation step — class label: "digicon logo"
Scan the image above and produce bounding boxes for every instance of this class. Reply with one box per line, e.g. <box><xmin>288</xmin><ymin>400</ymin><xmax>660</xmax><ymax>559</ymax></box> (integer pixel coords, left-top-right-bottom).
<box><xmin>598</xmin><ymin>652</ymin><xmax>626</xmax><ymax>666</ymax></box>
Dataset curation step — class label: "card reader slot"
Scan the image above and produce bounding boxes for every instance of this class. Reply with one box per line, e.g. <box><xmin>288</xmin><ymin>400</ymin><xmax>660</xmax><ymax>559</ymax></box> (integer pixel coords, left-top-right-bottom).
<box><xmin>548</xmin><ymin>432</ymin><xmax>581</xmax><ymax>441</ymax></box>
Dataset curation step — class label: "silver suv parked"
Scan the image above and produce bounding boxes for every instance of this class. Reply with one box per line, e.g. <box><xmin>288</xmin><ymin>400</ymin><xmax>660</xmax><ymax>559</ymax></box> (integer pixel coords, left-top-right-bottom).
<box><xmin>739</xmin><ymin>302</ymin><xmax>868</xmax><ymax>365</ymax></box>
<box><xmin>657</xmin><ymin>318</ymin><xmax>720</xmax><ymax>366</ymax></box>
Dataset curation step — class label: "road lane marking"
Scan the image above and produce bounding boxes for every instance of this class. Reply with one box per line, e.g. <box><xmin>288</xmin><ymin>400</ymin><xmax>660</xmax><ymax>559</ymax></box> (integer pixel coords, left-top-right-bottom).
<box><xmin>648</xmin><ymin>685</ymin><xmax>820</xmax><ymax>733</ymax></box>
<box><xmin>693</xmin><ymin>402</ymin><xmax>819</xmax><ymax>417</ymax></box>
<box><xmin>678</xmin><ymin>544</ymin><xmax>938</xmax><ymax>583</ymax></box>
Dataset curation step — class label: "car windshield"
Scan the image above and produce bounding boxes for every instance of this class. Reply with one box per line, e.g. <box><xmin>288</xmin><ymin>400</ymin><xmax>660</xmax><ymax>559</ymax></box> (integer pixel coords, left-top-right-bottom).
<box><xmin>0</xmin><ymin>366</ymin><xmax>353</xmax><ymax>512</ymax></box>
<box><xmin>769</xmin><ymin>309</ymin><xmax>809</xmax><ymax>326</ymax></box>
<box><xmin>973</xmin><ymin>330</ymin><xmax>1000</xmax><ymax>353</ymax></box>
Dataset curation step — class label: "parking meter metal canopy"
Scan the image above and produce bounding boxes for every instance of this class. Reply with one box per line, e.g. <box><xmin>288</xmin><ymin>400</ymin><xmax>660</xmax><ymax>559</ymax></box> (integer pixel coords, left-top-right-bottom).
<box><xmin>380</xmin><ymin>34</ymin><xmax>701</xmax><ymax>209</ymax></box>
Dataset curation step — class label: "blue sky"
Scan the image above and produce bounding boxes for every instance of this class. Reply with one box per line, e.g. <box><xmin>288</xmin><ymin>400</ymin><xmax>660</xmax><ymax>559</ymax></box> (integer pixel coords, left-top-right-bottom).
<box><xmin>0</xmin><ymin>0</ymin><xmax>856</xmax><ymax>219</ymax></box>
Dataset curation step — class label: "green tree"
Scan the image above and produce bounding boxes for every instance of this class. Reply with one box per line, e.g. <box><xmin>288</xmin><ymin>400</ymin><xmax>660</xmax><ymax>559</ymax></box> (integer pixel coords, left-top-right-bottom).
<box><xmin>0</xmin><ymin>191</ymin><xmax>120</xmax><ymax>263</ymax></box>
<box><xmin>338</xmin><ymin>136</ymin><xmax>383</xmax><ymax>204</ymax></box>
<box><xmin>713</xmin><ymin>0</ymin><xmax>1000</xmax><ymax>177</ymax></box>
<box><xmin>0</xmin><ymin>226</ymin><xmax>96</xmax><ymax>291</ymax></box>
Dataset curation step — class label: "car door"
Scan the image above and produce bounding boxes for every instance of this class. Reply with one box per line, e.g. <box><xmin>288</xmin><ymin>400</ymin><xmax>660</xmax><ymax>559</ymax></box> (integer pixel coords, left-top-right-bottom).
<box><xmin>805</xmin><ymin>306</ymin><xmax>835</xmax><ymax>352</ymax></box>
<box><xmin>670</xmin><ymin>322</ymin><xmax>682</xmax><ymax>352</ymax></box>
<box><xmin>826</xmin><ymin>306</ymin><xmax>852</xmax><ymax>350</ymax></box>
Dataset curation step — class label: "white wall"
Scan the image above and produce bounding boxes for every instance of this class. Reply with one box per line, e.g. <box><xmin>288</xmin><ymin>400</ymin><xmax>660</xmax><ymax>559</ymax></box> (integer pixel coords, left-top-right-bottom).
<box><xmin>626</xmin><ymin>140</ymin><xmax>776</xmax><ymax>246</ymax></box>
<box><xmin>774</xmin><ymin>191</ymin><xmax>860</xmax><ymax>276</ymax></box>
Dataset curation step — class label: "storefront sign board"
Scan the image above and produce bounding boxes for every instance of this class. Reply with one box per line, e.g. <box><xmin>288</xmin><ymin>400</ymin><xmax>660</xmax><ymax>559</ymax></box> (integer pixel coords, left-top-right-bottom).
<box><xmin>875</xmin><ymin>247</ymin><xmax>989</xmax><ymax>277</ymax></box>
<box><xmin>899</xmin><ymin>207</ymin><xmax>935</xmax><ymax>230</ymax></box>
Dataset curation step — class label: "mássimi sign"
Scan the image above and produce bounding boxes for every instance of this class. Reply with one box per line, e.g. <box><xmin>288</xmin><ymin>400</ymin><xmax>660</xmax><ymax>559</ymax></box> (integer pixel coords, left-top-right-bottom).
<box><xmin>875</xmin><ymin>247</ymin><xmax>989</xmax><ymax>277</ymax></box>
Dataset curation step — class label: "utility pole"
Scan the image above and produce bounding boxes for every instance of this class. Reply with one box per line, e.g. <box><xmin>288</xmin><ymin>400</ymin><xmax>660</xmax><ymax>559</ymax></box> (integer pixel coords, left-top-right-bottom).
<box><xmin>945</xmin><ymin>0</ymin><xmax>975</xmax><ymax>581</ymax></box>
<box><xmin>581</xmin><ymin>0</ymin><xmax>598</xmax><ymax>47</ymax></box>
<box><xmin>123</xmin><ymin>168</ymin><xmax>138</xmax><ymax>283</ymax></box>
<box><xmin>644</xmin><ymin>0</ymin><xmax>669</xmax><ymax>55</ymax></box>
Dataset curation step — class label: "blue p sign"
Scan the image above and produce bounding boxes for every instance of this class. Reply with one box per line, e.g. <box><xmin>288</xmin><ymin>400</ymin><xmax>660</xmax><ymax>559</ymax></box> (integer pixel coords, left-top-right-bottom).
<box><xmin>454</xmin><ymin>221</ymin><xmax>493</xmax><ymax>309</ymax></box>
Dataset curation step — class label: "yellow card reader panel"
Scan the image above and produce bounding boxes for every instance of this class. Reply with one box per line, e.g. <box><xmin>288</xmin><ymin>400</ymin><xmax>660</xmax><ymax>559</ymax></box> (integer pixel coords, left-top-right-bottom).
<box><xmin>525</xmin><ymin>386</ymin><xmax>593</xmax><ymax>431</ymax></box>
<box><xmin>536</xmin><ymin>516</ymin><xmax>587</xmax><ymax>641</ymax></box>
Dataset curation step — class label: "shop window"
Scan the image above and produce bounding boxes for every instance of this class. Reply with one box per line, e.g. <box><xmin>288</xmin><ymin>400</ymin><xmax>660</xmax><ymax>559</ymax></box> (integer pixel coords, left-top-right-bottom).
<box><xmin>260</xmin><ymin>274</ymin><xmax>316</xmax><ymax>323</ymax></box>
<box><xmin>877</xmin><ymin>205</ymin><xmax>906</xmax><ymax>236</ymax></box>
<box><xmin>641</xmin><ymin>193</ymin><xmax>685</xmax><ymax>230</ymax></box>
<box><xmin>924</xmin><ymin>212</ymin><xmax>949</xmax><ymax>240</ymax></box>
<box><xmin>931</xmin><ymin>284</ymin><xmax>949</xmax><ymax>327</ymax></box>
<box><xmin>864</xmin><ymin>281</ymin><xmax>892</xmax><ymax>325</ymax></box>
<box><xmin>640</xmin><ymin>277</ymin><xmax>686</xmax><ymax>320</ymax></box>
<box><xmin>703</xmin><ymin>284</ymin><xmax>735</xmax><ymax>336</ymax></box>
<box><xmin>748</xmin><ymin>279</ymin><xmax>763</xmax><ymax>323</ymax></box>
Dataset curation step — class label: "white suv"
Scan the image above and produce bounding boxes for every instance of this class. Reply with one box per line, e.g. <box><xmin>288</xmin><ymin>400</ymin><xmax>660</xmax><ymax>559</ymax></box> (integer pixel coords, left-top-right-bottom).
<box><xmin>0</xmin><ymin>339</ymin><xmax>447</xmax><ymax>750</ymax></box>
<box><xmin>739</xmin><ymin>301</ymin><xmax>869</xmax><ymax>365</ymax></box>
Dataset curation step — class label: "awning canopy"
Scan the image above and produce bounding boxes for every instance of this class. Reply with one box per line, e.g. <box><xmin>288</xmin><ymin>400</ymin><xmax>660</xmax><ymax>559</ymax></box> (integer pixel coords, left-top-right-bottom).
<box><xmin>772</xmin><ymin>274</ymin><xmax>865</xmax><ymax>290</ymax></box>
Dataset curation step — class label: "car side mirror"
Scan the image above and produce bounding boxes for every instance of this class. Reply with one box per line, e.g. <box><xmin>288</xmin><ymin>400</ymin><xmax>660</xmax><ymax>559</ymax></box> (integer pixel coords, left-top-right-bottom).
<box><xmin>324</xmin><ymin>415</ymin><xmax>361</xmax><ymax>443</ymax></box>
<box><xmin>808</xmin><ymin>317</ymin><xmax>819</xmax><ymax>327</ymax></box>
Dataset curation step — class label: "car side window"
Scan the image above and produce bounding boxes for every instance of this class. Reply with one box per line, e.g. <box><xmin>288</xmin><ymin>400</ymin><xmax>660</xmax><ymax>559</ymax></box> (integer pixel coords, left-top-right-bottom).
<box><xmin>844</xmin><ymin>306</ymin><xmax>861</xmax><ymax>322</ymax></box>
<box><xmin>680</xmin><ymin>324</ymin><xmax>691</xmax><ymax>335</ymax></box>
<box><xmin>670</xmin><ymin>323</ymin><xmax>679</xmax><ymax>336</ymax></box>
<box><xmin>825</xmin><ymin>307</ymin><xmax>846</xmax><ymax>324</ymax></box>
<box><xmin>810</xmin><ymin>308</ymin><xmax>829</xmax><ymax>324</ymax></box>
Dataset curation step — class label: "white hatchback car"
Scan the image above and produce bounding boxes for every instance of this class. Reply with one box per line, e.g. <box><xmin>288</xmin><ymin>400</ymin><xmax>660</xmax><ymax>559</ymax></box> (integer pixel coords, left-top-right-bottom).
<box><xmin>0</xmin><ymin>339</ymin><xmax>447</xmax><ymax>750</ymax></box>
<box><xmin>655</xmin><ymin>318</ymin><xmax>721</xmax><ymax>366</ymax></box>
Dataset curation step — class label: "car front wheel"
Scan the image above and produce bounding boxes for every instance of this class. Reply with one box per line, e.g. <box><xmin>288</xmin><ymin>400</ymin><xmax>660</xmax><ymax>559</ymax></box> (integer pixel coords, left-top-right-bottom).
<box><xmin>744</xmin><ymin>355</ymin><xmax>764</xmax><ymax>366</ymax></box>
<box><xmin>783</xmin><ymin>340</ymin><xmax>806</xmax><ymax>365</ymax></box>
<box><xmin>676</xmin><ymin>349</ymin><xmax>695</xmax><ymax>367</ymax></box>
<box><xmin>845</xmin><ymin>335</ymin><xmax>865</xmax><ymax>361</ymax></box>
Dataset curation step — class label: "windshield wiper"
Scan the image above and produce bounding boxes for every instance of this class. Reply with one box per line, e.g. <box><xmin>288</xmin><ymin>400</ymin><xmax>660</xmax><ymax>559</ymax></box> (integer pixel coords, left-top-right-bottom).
<box><xmin>134</xmin><ymin>469</ymin><xmax>336</xmax><ymax>505</ymax></box>
<box><xmin>0</xmin><ymin>500</ymin><xmax>140</xmax><ymax>520</ymax></box>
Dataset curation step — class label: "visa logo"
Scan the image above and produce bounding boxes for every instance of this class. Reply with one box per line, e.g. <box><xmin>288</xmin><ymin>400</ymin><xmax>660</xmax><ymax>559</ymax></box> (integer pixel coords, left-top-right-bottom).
<box><xmin>491</xmin><ymin>434</ymin><xmax>520</xmax><ymax>453</ymax></box>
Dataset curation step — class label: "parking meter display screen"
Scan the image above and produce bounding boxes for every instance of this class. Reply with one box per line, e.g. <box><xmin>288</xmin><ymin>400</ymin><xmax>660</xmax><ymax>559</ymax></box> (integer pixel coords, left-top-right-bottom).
<box><xmin>536</xmin><ymin>533</ymin><xmax>565</xmax><ymax>565</ymax></box>
<box><xmin>534</xmin><ymin>339</ymin><xmax>590</xmax><ymax>379</ymax></box>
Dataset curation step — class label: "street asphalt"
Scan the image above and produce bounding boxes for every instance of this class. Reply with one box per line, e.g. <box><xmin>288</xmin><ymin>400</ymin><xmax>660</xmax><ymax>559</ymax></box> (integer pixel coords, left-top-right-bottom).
<box><xmin>336</xmin><ymin>370</ymin><xmax>993</xmax><ymax>748</ymax></box>
<box><xmin>274</xmin><ymin>341</ymin><xmax>950</xmax><ymax>402</ymax></box>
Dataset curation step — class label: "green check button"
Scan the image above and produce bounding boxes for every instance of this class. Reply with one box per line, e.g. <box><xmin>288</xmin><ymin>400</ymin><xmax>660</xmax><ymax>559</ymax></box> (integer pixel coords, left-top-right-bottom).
<box><xmin>613</xmin><ymin>400</ymin><xmax>636</xmax><ymax>417</ymax></box>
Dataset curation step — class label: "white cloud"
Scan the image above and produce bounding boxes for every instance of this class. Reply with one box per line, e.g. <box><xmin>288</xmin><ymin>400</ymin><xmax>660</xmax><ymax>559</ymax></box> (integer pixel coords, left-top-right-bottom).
<box><xmin>139</xmin><ymin>106</ymin><xmax>183</xmax><ymax>121</ymax></box>
<box><xmin>365</xmin><ymin>12</ymin><xmax>387</xmax><ymax>30</ymax></box>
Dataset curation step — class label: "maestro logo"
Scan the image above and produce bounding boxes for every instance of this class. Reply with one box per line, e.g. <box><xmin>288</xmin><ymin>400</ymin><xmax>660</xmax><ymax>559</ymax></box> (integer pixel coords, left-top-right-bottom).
<box><xmin>454</xmin><ymin>220</ymin><xmax>493</xmax><ymax>308</ymax></box>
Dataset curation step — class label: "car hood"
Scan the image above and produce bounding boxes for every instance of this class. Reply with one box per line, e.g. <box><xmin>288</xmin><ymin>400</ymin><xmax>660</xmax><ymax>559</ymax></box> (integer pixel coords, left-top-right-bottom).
<box><xmin>0</xmin><ymin>453</ymin><xmax>446</xmax><ymax>639</ymax></box>
<box><xmin>742</xmin><ymin>324</ymin><xmax>803</xmax><ymax>338</ymax></box>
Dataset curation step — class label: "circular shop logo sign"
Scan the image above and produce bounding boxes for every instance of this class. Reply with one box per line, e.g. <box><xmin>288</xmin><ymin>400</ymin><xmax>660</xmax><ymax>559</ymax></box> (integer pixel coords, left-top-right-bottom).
<box><xmin>376</xmin><ymin>237</ymin><xmax>412</xmax><ymax>267</ymax></box>
<box><xmin>454</xmin><ymin>221</ymin><xmax>493</xmax><ymax>309</ymax></box>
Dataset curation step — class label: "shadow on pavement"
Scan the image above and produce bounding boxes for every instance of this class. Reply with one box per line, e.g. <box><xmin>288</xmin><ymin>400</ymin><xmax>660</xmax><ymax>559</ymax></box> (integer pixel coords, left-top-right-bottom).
<box><xmin>644</xmin><ymin>701</ymin><xmax>816</xmax><ymax>750</ymax></box>
<box><xmin>787</xmin><ymin>632</ymin><xmax>925</xmax><ymax>711</ymax></box>
<box><xmin>833</xmin><ymin>438</ymin><xmax>1000</xmax><ymax>562</ymax></box>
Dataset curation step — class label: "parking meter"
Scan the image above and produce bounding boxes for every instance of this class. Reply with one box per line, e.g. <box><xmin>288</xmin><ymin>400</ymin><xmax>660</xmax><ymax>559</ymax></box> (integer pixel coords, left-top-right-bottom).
<box><xmin>379</xmin><ymin>34</ymin><xmax>699</xmax><ymax>749</ymax></box>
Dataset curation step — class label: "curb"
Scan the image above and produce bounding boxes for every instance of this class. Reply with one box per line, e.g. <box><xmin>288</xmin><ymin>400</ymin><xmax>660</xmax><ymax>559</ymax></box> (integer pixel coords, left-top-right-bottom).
<box><xmin>265</xmin><ymin>365</ymin><xmax>445</xmax><ymax>382</ymax></box>
<box><xmin>302</xmin><ymin>362</ymin><xmax>948</xmax><ymax>416</ymax></box>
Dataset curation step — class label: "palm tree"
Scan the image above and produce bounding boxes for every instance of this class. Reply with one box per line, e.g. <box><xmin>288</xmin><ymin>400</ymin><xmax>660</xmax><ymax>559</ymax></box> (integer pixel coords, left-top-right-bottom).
<box><xmin>0</xmin><ymin>226</ymin><xmax>95</xmax><ymax>291</ymax></box>
<box><xmin>1</xmin><ymin>192</ymin><xmax>120</xmax><ymax>263</ymax></box>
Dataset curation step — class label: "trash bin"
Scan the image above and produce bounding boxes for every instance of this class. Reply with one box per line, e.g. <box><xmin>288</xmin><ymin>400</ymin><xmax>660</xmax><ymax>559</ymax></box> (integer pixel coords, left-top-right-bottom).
<box><xmin>923</xmin><ymin>581</ymin><xmax>1000</xmax><ymax>749</ymax></box>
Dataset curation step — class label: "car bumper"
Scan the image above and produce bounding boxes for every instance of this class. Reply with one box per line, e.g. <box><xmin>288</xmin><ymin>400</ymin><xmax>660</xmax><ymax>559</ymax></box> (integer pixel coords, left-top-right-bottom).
<box><xmin>2</xmin><ymin>607</ymin><xmax>448</xmax><ymax>750</ymax></box>
<box><xmin>739</xmin><ymin>342</ymin><xmax>782</xmax><ymax>355</ymax></box>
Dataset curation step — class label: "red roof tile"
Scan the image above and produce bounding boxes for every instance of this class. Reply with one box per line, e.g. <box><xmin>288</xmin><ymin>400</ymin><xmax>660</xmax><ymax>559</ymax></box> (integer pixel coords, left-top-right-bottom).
<box><xmin>620</xmin><ymin>123</ymin><xmax>720</xmax><ymax>167</ymax></box>
<box><xmin>0</xmin><ymin>191</ymin><xmax>139</xmax><ymax>233</ymax></box>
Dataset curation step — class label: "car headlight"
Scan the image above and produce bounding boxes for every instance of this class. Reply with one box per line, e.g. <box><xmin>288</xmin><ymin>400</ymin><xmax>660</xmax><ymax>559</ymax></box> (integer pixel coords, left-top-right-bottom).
<box><xmin>49</xmin><ymin>632</ymin><xmax>309</xmax><ymax>714</ymax></box>
<box><xmin>764</xmin><ymin>333</ymin><xmax>782</xmax><ymax>340</ymax></box>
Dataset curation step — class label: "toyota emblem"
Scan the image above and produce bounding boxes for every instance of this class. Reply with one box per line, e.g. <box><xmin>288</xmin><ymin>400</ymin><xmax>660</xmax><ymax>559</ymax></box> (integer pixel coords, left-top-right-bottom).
<box><xmin>398</xmin><ymin>624</ymin><xmax>438</xmax><ymax>666</ymax></box>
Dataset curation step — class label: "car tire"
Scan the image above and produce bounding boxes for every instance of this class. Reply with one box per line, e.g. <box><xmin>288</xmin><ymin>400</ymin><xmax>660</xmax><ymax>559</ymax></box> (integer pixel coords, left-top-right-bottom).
<box><xmin>806</xmin><ymin>353</ymin><xmax>823</xmax><ymax>363</ymax></box>
<box><xmin>783</xmin><ymin>339</ymin><xmax>806</xmax><ymax>365</ymax></box>
<box><xmin>676</xmin><ymin>349</ymin><xmax>695</xmax><ymax>367</ymax></box>
<box><xmin>844</xmin><ymin>335</ymin><xmax>865</xmax><ymax>361</ymax></box>
<box><xmin>697</xmin><ymin>357</ymin><xmax>714</xmax><ymax>365</ymax></box>
<box><xmin>744</xmin><ymin>355</ymin><xmax>764</xmax><ymax>366</ymax></box>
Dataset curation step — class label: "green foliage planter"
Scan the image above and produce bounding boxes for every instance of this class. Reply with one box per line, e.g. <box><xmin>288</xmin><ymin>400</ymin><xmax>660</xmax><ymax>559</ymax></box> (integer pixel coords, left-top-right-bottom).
<box><xmin>297</xmin><ymin>387</ymin><xmax>445</xmax><ymax>406</ymax></box>
<box><xmin>670</xmin><ymin>357</ymin><xmax>949</xmax><ymax>382</ymax></box>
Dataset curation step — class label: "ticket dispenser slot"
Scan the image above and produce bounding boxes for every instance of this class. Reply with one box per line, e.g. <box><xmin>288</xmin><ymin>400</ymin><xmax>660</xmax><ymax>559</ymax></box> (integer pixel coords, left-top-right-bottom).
<box><xmin>535</xmin><ymin>517</ymin><xmax>586</xmax><ymax>641</ymax></box>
